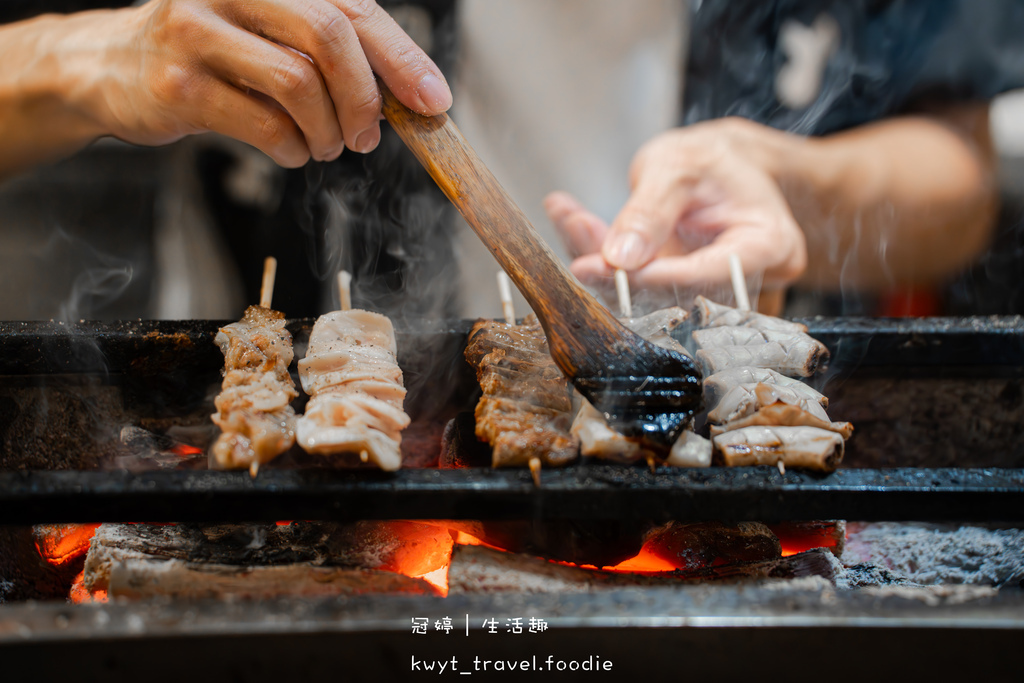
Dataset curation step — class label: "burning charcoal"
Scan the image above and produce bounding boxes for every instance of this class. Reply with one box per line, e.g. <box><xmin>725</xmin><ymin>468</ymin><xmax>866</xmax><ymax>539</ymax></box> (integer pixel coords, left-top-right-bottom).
<box><xmin>447</xmin><ymin>544</ymin><xmax>836</xmax><ymax>594</ymax></box>
<box><xmin>767</xmin><ymin>521</ymin><xmax>846</xmax><ymax>557</ymax></box>
<box><xmin>643</xmin><ymin>521</ymin><xmax>781</xmax><ymax>570</ymax></box>
<box><xmin>83</xmin><ymin>521</ymin><xmax>452</xmax><ymax>599</ymax></box>
<box><xmin>441</xmin><ymin>519</ymin><xmax>655</xmax><ymax>568</ymax></box>
<box><xmin>117</xmin><ymin>425</ymin><xmax>207</xmax><ymax>470</ymax></box>
<box><xmin>0</xmin><ymin>526</ymin><xmax>87</xmax><ymax>601</ymax></box>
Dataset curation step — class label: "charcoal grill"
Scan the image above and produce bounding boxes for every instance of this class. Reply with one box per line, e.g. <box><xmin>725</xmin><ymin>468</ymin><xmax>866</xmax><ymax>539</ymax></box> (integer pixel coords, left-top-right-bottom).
<box><xmin>1</xmin><ymin>315</ymin><xmax>1023</xmax><ymax>682</ymax></box>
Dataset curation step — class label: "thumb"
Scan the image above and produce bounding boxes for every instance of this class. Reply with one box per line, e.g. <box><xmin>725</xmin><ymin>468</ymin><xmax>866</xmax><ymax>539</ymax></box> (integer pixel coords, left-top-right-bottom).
<box><xmin>602</xmin><ymin>157</ymin><xmax>694</xmax><ymax>270</ymax></box>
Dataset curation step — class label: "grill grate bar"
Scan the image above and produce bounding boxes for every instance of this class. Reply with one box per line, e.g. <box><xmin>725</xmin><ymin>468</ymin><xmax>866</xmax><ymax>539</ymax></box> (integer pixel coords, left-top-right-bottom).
<box><xmin>2</xmin><ymin>466</ymin><xmax>1022</xmax><ymax>524</ymax></box>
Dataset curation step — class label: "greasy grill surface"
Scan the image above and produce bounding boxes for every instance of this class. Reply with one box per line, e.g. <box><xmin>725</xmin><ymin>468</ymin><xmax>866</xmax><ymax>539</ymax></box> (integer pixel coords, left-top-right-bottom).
<box><xmin>1</xmin><ymin>467</ymin><xmax>1022</xmax><ymax>524</ymax></box>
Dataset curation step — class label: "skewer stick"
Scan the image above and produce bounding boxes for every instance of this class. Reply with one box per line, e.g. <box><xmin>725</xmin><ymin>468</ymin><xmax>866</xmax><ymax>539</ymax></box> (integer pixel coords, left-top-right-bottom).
<box><xmin>614</xmin><ymin>269</ymin><xmax>632</xmax><ymax>318</ymax></box>
<box><xmin>337</xmin><ymin>270</ymin><xmax>353</xmax><ymax>311</ymax></box>
<box><xmin>260</xmin><ymin>257</ymin><xmax>277</xmax><ymax>309</ymax></box>
<box><xmin>497</xmin><ymin>271</ymin><xmax>516</xmax><ymax>324</ymax></box>
<box><xmin>728</xmin><ymin>253</ymin><xmax>751</xmax><ymax>312</ymax></box>
<box><xmin>646</xmin><ymin>453</ymin><xmax>658</xmax><ymax>474</ymax></box>
<box><xmin>528</xmin><ymin>456</ymin><xmax>542</xmax><ymax>487</ymax></box>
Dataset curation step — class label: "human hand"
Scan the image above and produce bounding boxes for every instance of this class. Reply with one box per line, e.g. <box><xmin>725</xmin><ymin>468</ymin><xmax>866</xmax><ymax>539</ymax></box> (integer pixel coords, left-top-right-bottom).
<box><xmin>88</xmin><ymin>0</ymin><xmax>451</xmax><ymax>166</ymax></box>
<box><xmin>546</xmin><ymin>119</ymin><xmax>807</xmax><ymax>312</ymax></box>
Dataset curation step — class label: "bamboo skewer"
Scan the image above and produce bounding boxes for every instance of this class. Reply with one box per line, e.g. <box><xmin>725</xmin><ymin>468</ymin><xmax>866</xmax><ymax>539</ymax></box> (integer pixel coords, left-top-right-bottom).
<box><xmin>728</xmin><ymin>253</ymin><xmax>751</xmax><ymax>312</ymax></box>
<box><xmin>615</xmin><ymin>269</ymin><xmax>632</xmax><ymax>318</ymax></box>
<box><xmin>260</xmin><ymin>257</ymin><xmax>277</xmax><ymax>309</ymax></box>
<box><xmin>528</xmin><ymin>457</ymin><xmax>542</xmax><ymax>487</ymax></box>
<box><xmin>337</xmin><ymin>271</ymin><xmax>352</xmax><ymax>311</ymax></box>
<box><xmin>497</xmin><ymin>271</ymin><xmax>516</xmax><ymax>325</ymax></box>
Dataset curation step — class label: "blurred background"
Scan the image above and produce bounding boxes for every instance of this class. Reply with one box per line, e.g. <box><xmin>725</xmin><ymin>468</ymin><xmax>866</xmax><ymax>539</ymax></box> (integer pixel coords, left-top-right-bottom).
<box><xmin>1</xmin><ymin>0</ymin><xmax>1022</xmax><ymax>322</ymax></box>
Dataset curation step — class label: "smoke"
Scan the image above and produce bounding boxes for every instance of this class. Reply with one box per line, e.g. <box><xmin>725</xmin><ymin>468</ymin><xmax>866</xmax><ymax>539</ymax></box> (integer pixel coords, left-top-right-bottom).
<box><xmin>30</xmin><ymin>229</ymin><xmax>133</xmax><ymax>324</ymax></box>
<box><xmin>294</xmin><ymin>129</ymin><xmax>465</xmax><ymax>420</ymax></box>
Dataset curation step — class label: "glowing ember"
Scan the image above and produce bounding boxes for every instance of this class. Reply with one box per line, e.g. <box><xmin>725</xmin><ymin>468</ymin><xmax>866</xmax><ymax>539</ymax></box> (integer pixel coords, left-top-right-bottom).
<box><xmin>69</xmin><ymin>570</ymin><xmax>107</xmax><ymax>604</ymax></box>
<box><xmin>768</xmin><ymin>522</ymin><xmax>842</xmax><ymax>557</ymax></box>
<box><xmin>608</xmin><ymin>547</ymin><xmax>677</xmax><ymax>573</ymax></box>
<box><xmin>416</xmin><ymin>566</ymin><xmax>450</xmax><ymax>595</ymax></box>
<box><xmin>454</xmin><ymin>531</ymin><xmax>483</xmax><ymax>546</ymax></box>
<box><xmin>33</xmin><ymin>523</ymin><xmax>99</xmax><ymax>566</ymax></box>
<box><xmin>169</xmin><ymin>443</ymin><xmax>204</xmax><ymax>457</ymax></box>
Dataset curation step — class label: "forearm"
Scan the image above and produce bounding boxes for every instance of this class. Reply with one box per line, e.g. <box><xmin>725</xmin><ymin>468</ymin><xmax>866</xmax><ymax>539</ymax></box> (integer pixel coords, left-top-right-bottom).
<box><xmin>773</xmin><ymin>105</ymin><xmax>998</xmax><ymax>291</ymax></box>
<box><xmin>0</xmin><ymin>11</ymin><xmax>133</xmax><ymax>181</ymax></box>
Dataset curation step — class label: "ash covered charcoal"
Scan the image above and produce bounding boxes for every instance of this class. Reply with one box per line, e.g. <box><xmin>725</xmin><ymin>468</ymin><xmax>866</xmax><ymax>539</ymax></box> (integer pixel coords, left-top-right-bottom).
<box><xmin>211</xmin><ymin>305</ymin><xmax>298</xmax><ymax>476</ymax></box>
<box><xmin>465</xmin><ymin>316</ymin><xmax>577</xmax><ymax>468</ymax></box>
<box><xmin>842</xmin><ymin>523</ymin><xmax>1024</xmax><ymax>587</ymax></box>
<box><xmin>296</xmin><ymin>309</ymin><xmax>410</xmax><ymax>471</ymax></box>
<box><xmin>83</xmin><ymin>521</ymin><xmax>451</xmax><ymax>600</ymax></box>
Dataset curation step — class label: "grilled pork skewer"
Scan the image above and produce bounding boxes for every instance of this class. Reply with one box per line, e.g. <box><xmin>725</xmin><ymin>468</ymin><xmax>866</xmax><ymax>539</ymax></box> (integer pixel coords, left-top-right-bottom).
<box><xmin>295</xmin><ymin>273</ymin><xmax>409</xmax><ymax>471</ymax></box>
<box><xmin>465</xmin><ymin>317</ymin><xmax>578</xmax><ymax>472</ymax></box>
<box><xmin>211</xmin><ymin>257</ymin><xmax>297</xmax><ymax>476</ymax></box>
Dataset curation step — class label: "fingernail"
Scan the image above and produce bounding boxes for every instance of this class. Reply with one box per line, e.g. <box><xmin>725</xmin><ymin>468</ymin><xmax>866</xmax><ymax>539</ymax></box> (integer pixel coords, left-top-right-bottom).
<box><xmin>353</xmin><ymin>127</ymin><xmax>380</xmax><ymax>154</ymax></box>
<box><xmin>604</xmin><ymin>232</ymin><xmax>649</xmax><ymax>269</ymax></box>
<box><xmin>415</xmin><ymin>73</ymin><xmax>453</xmax><ymax>113</ymax></box>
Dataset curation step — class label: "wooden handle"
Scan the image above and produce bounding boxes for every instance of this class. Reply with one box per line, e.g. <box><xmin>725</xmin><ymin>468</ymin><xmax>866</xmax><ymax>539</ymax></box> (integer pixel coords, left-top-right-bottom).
<box><xmin>379</xmin><ymin>83</ymin><xmax>626</xmax><ymax>378</ymax></box>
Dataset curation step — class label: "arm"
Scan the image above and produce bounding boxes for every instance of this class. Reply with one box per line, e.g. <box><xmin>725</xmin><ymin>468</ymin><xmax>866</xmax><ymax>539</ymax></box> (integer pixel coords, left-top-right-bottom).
<box><xmin>547</xmin><ymin>104</ymin><xmax>997</xmax><ymax>309</ymax></box>
<box><xmin>0</xmin><ymin>0</ymin><xmax>452</xmax><ymax>181</ymax></box>
<box><xmin>782</xmin><ymin>104</ymin><xmax>996</xmax><ymax>290</ymax></box>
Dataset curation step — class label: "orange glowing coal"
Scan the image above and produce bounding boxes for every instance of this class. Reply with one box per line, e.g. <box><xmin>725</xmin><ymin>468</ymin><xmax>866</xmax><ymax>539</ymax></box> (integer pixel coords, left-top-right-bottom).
<box><xmin>768</xmin><ymin>522</ymin><xmax>842</xmax><ymax>557</ymax></box>
<box><xmin>169</xmin><ymin>443</ymin><xmax>204</xmax><ymax>457</ymax></box>
<box><xmin>69</xmin><ymin>570</ymin><xmax>107</xmax><ymax>604</ymax></box>
<box><xmin>33</xmin><ymin>523</ymin><xmax>99</xmax><ymax>567</ymax></box>
<box><xmin>374</xmin><ymin>522</ymin><xmax>455</xmax><ymax>596</ymax></box>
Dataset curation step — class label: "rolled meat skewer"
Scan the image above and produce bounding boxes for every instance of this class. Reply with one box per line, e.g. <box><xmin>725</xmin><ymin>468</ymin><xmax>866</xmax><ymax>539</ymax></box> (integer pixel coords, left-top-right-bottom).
<box><xmin>295</xmin><ymin>277</ymin><xmax>410</xmax><ymax>471</ymax></box>
<box><xmin>709</xmin><ymin>381</ymin><xmax>831</xmax><ymax>425</ymax></box>
<box><xmin>714</xmin><ymin>425</ymin><xmax>844</xmax><ymax>472</ymax></box>
<box><xmin>695</xmin><ymin>340</ymin><xmax>828</xmax><ymax>377</ymax></box>
<box><xmin>709</xmin><ymin>402</ymin><xmax>853</xmax><ymax>439</ymax></box>
<box><xmin>211</xmin><ymin>258</ymin><xmax>298</xmax><ymax>476</ymax></box>
<box><xmin>692</xmin><ymin>293</ymin><xmax>850</xmax><ymax>472</ymax></box>
<box><xmin>692</xmin><ymin>295</ymin><xmax>807</xmax><ymax>333</ymax></box>
<box><xmin>704</xmin><ymin>367</ymin><xmax>828</xmax><ymax>410</ymax></box>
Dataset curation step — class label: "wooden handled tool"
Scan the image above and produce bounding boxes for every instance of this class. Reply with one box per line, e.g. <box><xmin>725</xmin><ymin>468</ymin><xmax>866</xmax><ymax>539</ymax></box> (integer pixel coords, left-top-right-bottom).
<box><xmin>379</xmin><ymin>83</ymin><xmax>702</xmax><ymax>446</ymax></box>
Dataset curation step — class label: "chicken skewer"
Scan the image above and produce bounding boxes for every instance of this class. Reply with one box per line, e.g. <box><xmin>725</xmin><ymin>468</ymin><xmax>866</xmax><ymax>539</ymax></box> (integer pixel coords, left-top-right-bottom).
<box><xmin>210</xmin><ymin>257</ymin><xmax>298</xmax><ymax>477</ymax></box>
<box><xmin>294</xmin><ymin>271</ymin><xmax>410</xmax><ymax>471</ymax></box>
